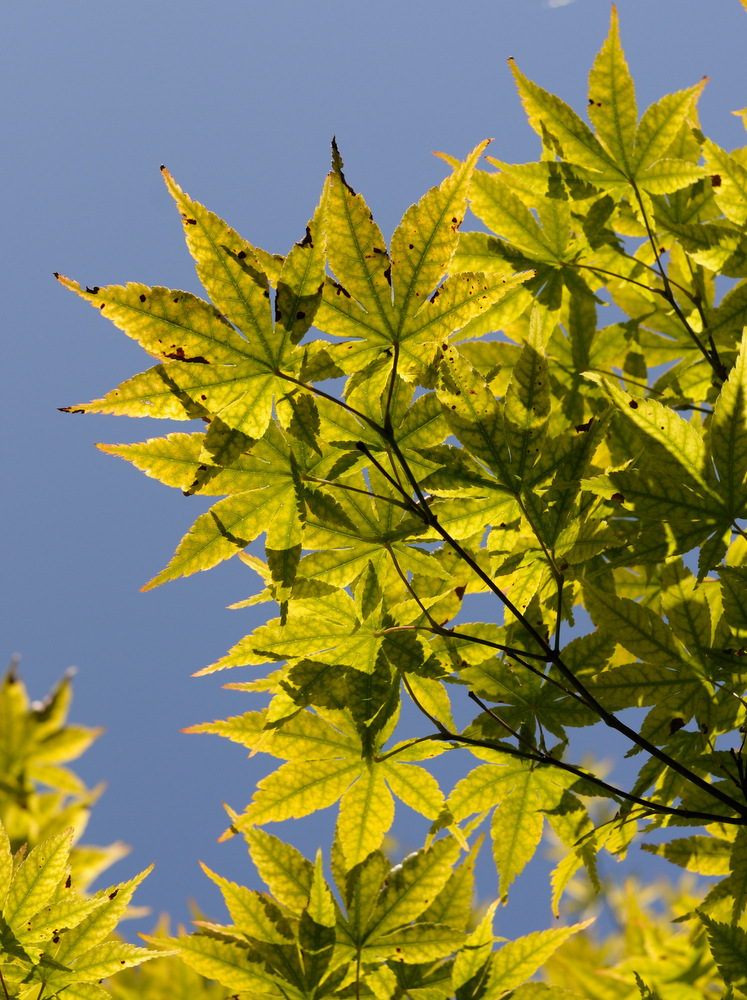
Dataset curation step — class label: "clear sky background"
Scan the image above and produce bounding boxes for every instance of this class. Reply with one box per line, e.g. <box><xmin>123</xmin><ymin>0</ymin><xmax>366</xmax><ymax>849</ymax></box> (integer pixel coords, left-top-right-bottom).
<box><xmin>4</xmin><ymin>0</ymin><xmax>747</xmax><ymax>942</ymax></box>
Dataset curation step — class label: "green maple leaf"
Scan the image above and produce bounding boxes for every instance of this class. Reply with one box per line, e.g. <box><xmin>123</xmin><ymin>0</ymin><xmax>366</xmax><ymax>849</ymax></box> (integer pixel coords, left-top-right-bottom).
<box><xmin>509</xmin><ymin>8</ymin><xmax>704</xmax><ymax>200</ymax></box>
<box><xmin>198</xmin><ymin>578</ymin><xmax>428</xmax><ymax>677</ymax></box>
<box><xmin>336</xmin><ymin>837</ymin><xmax>463</xmax><ymax>965</ymax></box>
<box><xmin>448</xmin><ymin>759</ymin><xmax>582</xmax><ymax>905</ymax></box>
<box><xmin>0</xmin><ymin>668</ymin><xmax>128</xmax><ymax>892</ymax></box>
<box><xmin>59</xmin><ymin>168</ymin><xmax>327</xmax><ymax>440</ymax></box>
<box><xmin>699</xmin><ymin>914</ymin><xmax>747</xmax><ymax>995</ymax></box>
<box><xmin>100</xmin><ymin>423</ymin><xmax>334</xmax><ymax>591</ymax></box>
<box><xmin>313</xmin><ymin>139</ymin><xmax>531</xmax><ymax>385</ymax></box>
<box><xmin>583</xmin><ymin>366</ymin><xmax>747</xmax><ymax>577</ymax></box>
<box><xmin>0</xmin><ymin>822</ymin><xmax>161</xmax><ymax>1000</ymax></box>
<box><xmin>193</xmin><ymin>706</ymin><xmax>445</xmax><ymax>868</ymax></box>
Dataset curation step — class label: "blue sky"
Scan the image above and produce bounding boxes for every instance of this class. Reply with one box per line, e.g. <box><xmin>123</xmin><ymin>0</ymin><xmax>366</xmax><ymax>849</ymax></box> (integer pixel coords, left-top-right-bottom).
<box><xmin>4</xmin><ymin>0</ymin><xmax>747</xmax><ymax>940</ymax></box>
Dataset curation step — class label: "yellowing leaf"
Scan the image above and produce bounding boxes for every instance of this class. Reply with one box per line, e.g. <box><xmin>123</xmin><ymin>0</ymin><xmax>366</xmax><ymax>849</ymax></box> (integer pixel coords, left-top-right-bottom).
<box><xmin>633</xmin><ymin>84</ymin><xmax>704</xmax><ymax>173</ymax></box>
<box><xmin>704</xmin><ymin>140</ymin><xmax>747</xmax><ymax>225</ymax></box>
<box><xmin>244</xmin><ymin>829</ymin><xmax>314</xmax><ymax>913</ymax></box>
<box><xmin>315</xmin><ymin>141</ymin><xmax>530</xmax><ymax>382</ymax></box>
<box><xmin>584</xmin><ymin>586</ymin><xmax>685</xmax><ymax>668</ymax></box>
<box><xmin>3</xmin><ymin>828</ymin><xmax>73</xmax><ymax>931</ymax></box>
<box><xmin>509</xmin><ymin>60</ymin><xmax>619</xmax><ymax>177</ymax></box>
<box><xmin>368</xmin><ymin>838</ymin><xmax>461</xmax><ymax>940</ymax></box>
<box><xmin>308</xmin><ymin>851</ymin><xmax>336</xmax><ymax>928</ymax></box>
<box><xmin>240</xmin><ymin>758</ymin><xmax>361</xmax><ymax>826</ymax></box>
<box><xmin>700</xmin><ymin>914</ymin><xmax>747</xmax><ymax>995</ymax></box>
<box><xmin>587</xmin><ymin>5</ymin><xmax>637</xmax><ymax>173</ymax></box>
<box><xmin>174</xmin><ymin>934</ymin><xmax>281</xmax><ymax>995</ymax></box>
<box><xmin>338</xmin><ymin>765</ymin><xmax>394</xmax><ymax>867</ymax></box>
<box><xmin>594</xmin><ymin>376</ymin><xmax>713</xmax><ymax>491</ymax></box>
<box><xmin>491</xmin><ymin>771</ymin><xmax>545</xmax><ymax>905</ymax></box>
<box><xmin>451</xmin><ymin>902</ymin><xmax>497</xmax><ymax>991</ymax></box>
<box><xmin>486</xmin><ymin>923</ymin><xmax>592</xmax><ymax>994</ymax></box>
<box><xmin>712</xmin><ymin>335</ymin><xmax>747</xmax><ymax>514</ymax></box>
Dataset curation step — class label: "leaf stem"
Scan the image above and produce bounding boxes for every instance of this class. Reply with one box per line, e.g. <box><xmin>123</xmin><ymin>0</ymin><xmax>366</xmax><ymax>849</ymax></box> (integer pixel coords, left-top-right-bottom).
<box><xmin>630</xmin><ymin>180</ymin><xmax>726</xmax><ymax>381</ymax></box>
<box><xmin>468</xmin><ymin>690</ymin><xmax>540</xmax><ymax>755</ymax></box>
<box><xmin>429</xmin><ymin>726</ymin><xmax>746</xmax><ymax>826</ymax></box>
<box><xmin>377</xmin><ymin>733</ymin><xmax>444</xmax><ymax>763</ymax></box>
<box><xmin>304</xmin><ymin>474</ymin><xmax>413</xmax><ymax>513</ymax></box>
<box><xmin>386</xmin><ymin>545</ymin><xmax>445</xmax><ymax>632</ymax></box>
<box><xmin>278</xmin><ymin>370</ymin><xmax>385</xmax><ymax>436</ymax></box>
<box><xmin>402</xmin><ymin>673</ymin><xmax>450</xmax><ymax>736</ymax></box>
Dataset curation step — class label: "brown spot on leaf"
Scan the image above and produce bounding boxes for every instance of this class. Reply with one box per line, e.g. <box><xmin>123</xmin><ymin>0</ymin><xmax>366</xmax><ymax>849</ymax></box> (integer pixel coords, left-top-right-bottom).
<box><xmin>296</xmin><ymin>311</ymin><xmax>305</xmax><ymax>320</ymax></box>
<box><xmin>86</xmin><ymin>285</ymin><xmax>99</xmax><ymax>294</ymax></box>
<box><xmin>100</xmin><ymin>303</ymin><xmax>106</xmax><ymax>310</ymax></box>
<box><xmin>455</xmin><ymin>585</ymin><xmax>466</xmax><ymax>600</ymax></box>
<box><xmin>164</xmin><ymin>347</ymin><xmax>209</xmax><ymax>364</ymax></box>
<box><xmin>139</xmin><ymin>294</ymin><xmax>146</xmax><ymax>302</ymax></box>
<box><xmin>575</xmin><ymin>419</ymin><xmax>592</xmax><ymax>433</ymax></box>
<box><xmin>297</xmin><ymin>225</ymin><xmax>313</xmax><ymax>248</ymax></box>
<box><xmin>59</xmin><ymin>406</ymin><xmax>86</xmax><ymax>414</ymax></box>
<box><xmin>628</xmin><ymin>399</ymin><xmax>639</xmax><ymax>409</ymax></box>
<box><xmin>66</xmin><ymin>875</ymin><xmax>72</xmax><ymax>888</ymax></box>
<box><xmin>383</xmin><ymin>266</ymin><xmax>392</xmax><ymax>286</ymax></box>
<box><xmin>711</xmin><ymin>174</ymin><xmax>722</xmax><ymax>187</ymax></box>
<box><xmin>109</xmin><ymin>889</ymin><xmax>119</xmax><ymax>900</ymax></box>
<box><xmin>238</xmin><ymin>250</ymin><xmax>247</xmax><ymax>259</ymax></box>
<box><xmin>669</xmin><ymin>717</ymin><xmax>685</xmax><ymax>734</ymax></box>
<box><xmin>610</xmin><ymin>492</ymin><xmax>626</xmax><ymax>503</ymax></box>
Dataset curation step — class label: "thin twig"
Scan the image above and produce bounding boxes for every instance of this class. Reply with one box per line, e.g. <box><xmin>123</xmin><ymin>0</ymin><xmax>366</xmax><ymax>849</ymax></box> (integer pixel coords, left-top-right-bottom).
<box><xmin>386</xmin><ymin>544</ymin><xmax>444</xmax><ymax>632</ymax></box>
<box><xmin>304</xmin><ymin>474</ymin><xmax>413</xmax><ymax>512</ymax></box>
<box><xmin>377</xmin><ymin>733</ymin><xmax>444</xmax><ymax>763</ymax></box>
<box><xmin>402</xmin><ymin>673</ymin><xmax>450</xmax><ymax>735</ymax></box>
<box><xmin>630</xmin><ymin>180</ymin><xmax>726</xmax><ymax>381</ymax></box>
<box><xmin>428</xmin><ymin>728</ymin><xmax>746</xmax><ymax>826</ymax></box>
<box><xmin>279</xmin><ymin>371</ymin><xmax>385</xmax><ymax>435</ymax></box>
<box><xmin>355</xmin><ymin>441</ymin><xmax>417</xmax><ymax>506</ymax></box>
<box><xmin>468</xmin><ymin>690</ymin><xmax>540</xmax><ymax>755</ymax></box>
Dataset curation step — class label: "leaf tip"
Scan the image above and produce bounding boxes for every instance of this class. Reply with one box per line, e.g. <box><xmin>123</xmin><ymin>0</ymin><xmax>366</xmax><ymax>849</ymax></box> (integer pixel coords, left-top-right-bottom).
<box><xmin>331</xmin><ymin>135</ymin><xmax>341</xmax><ymax>169</ymax></box>
<box><xmin>54</xmin><ymin>273</ymin><xmax>78</xmax><ymax>292</ymax></box>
